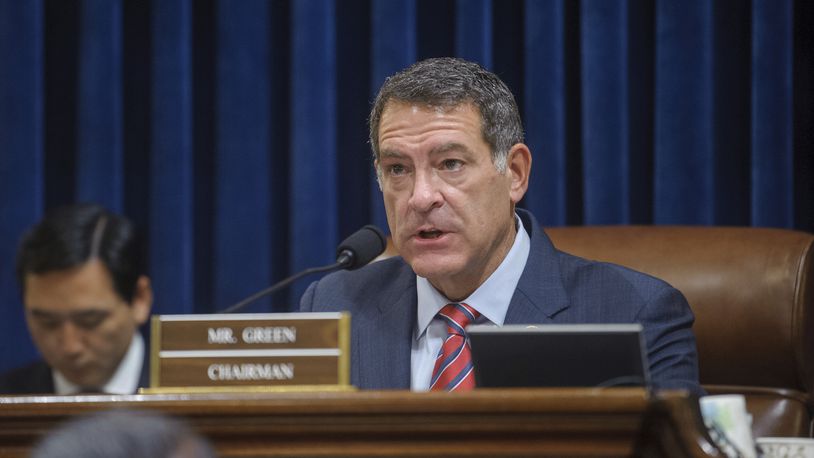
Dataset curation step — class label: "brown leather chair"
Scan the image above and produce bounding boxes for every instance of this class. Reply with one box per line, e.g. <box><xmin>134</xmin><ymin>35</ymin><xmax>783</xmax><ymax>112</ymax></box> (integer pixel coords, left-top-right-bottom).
<box><xmin>545</xmin><ymin>226</ymin><xmax>814</xmax><ymax>438</ymax></box>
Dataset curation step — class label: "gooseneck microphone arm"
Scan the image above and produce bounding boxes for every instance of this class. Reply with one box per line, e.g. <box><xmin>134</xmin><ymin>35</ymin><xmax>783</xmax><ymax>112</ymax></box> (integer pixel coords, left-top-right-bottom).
<box><xmin>220</xmin><ymin>225</ymin><xmax>386</xmax><ymax>314</ymax></box>
<box><xmin>220</xmin><ymin>262</ymin><xmax>342</xmax><ymax>314</ymax></box>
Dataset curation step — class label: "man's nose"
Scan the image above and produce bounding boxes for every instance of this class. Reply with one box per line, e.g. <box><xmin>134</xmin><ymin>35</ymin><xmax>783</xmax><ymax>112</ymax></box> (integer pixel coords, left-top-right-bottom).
<box><xmin>407</xmin><ymin>170</ymin><xmax>443</xmax><ymax>212</ymax></box>
<box><xmin>58</xmin><ymin>323</ymin><xmax>85</xmax><ymax>357</ymax></box>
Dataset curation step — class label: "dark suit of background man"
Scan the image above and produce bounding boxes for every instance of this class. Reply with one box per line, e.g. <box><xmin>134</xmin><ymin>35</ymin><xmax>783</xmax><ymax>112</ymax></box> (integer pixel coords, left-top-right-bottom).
<box><xmin>0</xmin><ymin>204</ymin><xmax>152</xmax><ymax>394</ymax></box>
<box><xmin>300</xmin><ymin>57</ymin><xmax>703</xmax><ymax>395</ymax></box>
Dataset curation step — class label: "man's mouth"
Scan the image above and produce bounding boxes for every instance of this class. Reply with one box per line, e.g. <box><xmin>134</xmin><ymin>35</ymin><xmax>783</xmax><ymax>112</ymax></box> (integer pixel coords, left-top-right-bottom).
<box><xmin>417</xmin><ymin>229</ymin><xmax>444</xmax><ymax>239</ymax></box>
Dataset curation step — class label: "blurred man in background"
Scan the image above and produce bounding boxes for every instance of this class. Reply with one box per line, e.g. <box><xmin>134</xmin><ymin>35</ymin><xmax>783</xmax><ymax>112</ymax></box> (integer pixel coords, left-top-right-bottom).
<box><xmin>0</xmin><ymin>203</ymin><xmax>152</xmax><ymax>394</ymax></box>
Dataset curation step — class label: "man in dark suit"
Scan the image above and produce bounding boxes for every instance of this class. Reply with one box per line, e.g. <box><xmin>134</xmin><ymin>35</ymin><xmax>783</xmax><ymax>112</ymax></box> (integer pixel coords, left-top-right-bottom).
<box><xmin>300</xmin><ymin>57</ymin><xmax>702</xmax><ymax>395</ymax></box>
<box><xmin>0</xmin><ymin>204</ymin><xmax>152</xmax><ymax>394</ymax></box>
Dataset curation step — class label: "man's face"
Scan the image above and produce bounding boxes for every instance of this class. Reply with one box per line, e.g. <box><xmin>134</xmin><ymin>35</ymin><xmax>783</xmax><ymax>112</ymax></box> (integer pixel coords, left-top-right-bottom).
<box><xmin>376</xmin><ymin>101</ymin><xmax>530</xmax><ymax>300</ymax></box>
<box><xmin>23</xmin><ymin>259</ymin><xmax>151</xmax><ymax>388</ymax></box>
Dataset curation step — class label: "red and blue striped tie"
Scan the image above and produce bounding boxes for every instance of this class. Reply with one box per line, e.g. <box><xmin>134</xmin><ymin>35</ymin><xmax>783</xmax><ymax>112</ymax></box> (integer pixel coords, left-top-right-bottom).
<box><xmin>430</xmin><ymin>302</ymin><xmax>481</xmax><ymax>391</ymax></box>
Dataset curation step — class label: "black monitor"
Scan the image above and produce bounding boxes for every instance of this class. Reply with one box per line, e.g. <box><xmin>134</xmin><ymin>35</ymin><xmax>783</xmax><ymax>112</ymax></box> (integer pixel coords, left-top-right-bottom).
<box><xmin>468</xmin><ymin>323</ymin><xmax>650</xmax><ymax>388</ymax></box>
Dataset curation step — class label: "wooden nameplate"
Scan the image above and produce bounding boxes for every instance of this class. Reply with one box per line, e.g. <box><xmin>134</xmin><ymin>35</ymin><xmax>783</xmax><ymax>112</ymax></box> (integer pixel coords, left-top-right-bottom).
<box><xmin>142</xmin><ymin>312</ymin><xmax>351</xmax><ymax>393</ymax></box>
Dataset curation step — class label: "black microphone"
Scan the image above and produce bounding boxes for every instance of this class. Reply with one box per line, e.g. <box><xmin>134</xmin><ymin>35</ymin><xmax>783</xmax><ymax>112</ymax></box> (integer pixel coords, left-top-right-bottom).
<box><xmin>336</xmin><ymin>224</ymin><xmax>387</xmax><ymax>269</ymax></box>
<box><xmin>221</xmin><ymin>225</ymin><xmax>386</xmax><ymax>313</ymax></box>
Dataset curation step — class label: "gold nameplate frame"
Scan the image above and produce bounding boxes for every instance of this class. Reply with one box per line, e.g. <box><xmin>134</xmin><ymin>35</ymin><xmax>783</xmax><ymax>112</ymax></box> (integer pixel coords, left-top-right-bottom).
<box><xmin>144</xmin><ymin>312</ymin><xmax>350</xmax><ymax>393</ymax></box>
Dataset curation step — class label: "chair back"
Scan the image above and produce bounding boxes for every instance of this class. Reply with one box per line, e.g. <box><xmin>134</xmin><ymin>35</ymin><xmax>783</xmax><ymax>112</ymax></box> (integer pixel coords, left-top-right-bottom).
<box><xmin>546</xmin><ymin>225</ymin><xmax>814</xmax><ymax>437</ymax></box>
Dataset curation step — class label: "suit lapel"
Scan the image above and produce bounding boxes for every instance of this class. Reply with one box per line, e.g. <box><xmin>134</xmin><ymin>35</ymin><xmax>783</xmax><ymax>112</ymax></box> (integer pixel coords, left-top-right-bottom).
<box><xmin>506</xmin><ymin>210</ymin><xmax>570</xmax><ymax>324</ymax></box>
<box><xmin>354</xmin><ymin>264</ymin><xmax>416</xmax><ymax>389</ymax></box>
<box><xmin>33</xmin><ymin>360</ymin><xmax>56</xmax><ymax>394</ymax></box>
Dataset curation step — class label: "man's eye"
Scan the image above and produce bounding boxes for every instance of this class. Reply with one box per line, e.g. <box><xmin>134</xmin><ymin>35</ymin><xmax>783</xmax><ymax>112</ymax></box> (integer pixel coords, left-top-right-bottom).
<box><xmin>73</xmin><ymin>314</ymin><xmax>108</xmax><ymax>330</ymax></box>
<box><xmin>389</xmin><ymin>164</ymin><xmax>407</xmax><ymax>176</ymax></box>
<box><xmin>442</xmin><ymin>159</ymin><xmax>463</xmax><ymax>171</ymax></box>
<box><xmin>36</xmin><ymin>318</ymin><xmax>61</xmax><ymax>330</ymax></box>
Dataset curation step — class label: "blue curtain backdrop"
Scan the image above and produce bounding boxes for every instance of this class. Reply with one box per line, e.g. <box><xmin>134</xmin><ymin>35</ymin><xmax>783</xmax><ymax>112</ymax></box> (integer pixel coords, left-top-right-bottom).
<box><xmin>0</xmin><ymin>0</ymin><xmax>812</xmax><ymax>372</ymax></box>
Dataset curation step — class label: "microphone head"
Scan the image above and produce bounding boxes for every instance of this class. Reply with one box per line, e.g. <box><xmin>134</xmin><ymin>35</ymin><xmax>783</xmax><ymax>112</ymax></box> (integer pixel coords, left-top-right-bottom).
<box><xmin>336</xmin><ymin>225</ymin><xmax>387</xmax><ymax>270</ymax></box>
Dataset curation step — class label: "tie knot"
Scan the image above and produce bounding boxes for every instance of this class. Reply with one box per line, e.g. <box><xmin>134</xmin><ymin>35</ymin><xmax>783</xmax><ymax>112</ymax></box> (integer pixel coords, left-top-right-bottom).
<box><xmin>438</xmin><ymin>302</ymin><xmax>480</xmax><ymax>335</ymax></box>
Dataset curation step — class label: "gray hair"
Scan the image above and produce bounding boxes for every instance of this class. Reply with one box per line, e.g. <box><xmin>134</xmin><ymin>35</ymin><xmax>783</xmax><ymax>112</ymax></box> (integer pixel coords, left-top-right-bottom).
<box><xmin>369</xmin><ymin>57</ymin><xmax>524</xmax><ymax>173</ymax></box>
<box><xmin>30</xmin><ymin>409</ymin><xmax>217</xmax><ymax>458</ymax></box>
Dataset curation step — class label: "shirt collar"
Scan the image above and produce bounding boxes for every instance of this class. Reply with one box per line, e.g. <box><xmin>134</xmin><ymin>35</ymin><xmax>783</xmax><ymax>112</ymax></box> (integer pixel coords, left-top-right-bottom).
<box><xmin>415</xmin><ymin>213</ymin><xmax>531</xmax><ymax>338</ymax></box>
<box><xmin>53</xmin><ymin>333</ymin><xmax>144</xmax><ymax>395</ymax></box>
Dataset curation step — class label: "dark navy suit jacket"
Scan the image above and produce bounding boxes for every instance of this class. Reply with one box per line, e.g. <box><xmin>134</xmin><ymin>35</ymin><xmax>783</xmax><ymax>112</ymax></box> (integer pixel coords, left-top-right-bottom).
<box><xmin>0</xmin><ymin>360</ymin><xmax>55</xmax><ymax>394</ymax></box>
<box><xmin>0</xmin><ymin>347</ymin><xmax>150</xmax><ymax>395</ymax></box>
<box><xmin>300</xmin><ymin>209</ymin><xmax>703</xmax><ymax>395</ymax></box>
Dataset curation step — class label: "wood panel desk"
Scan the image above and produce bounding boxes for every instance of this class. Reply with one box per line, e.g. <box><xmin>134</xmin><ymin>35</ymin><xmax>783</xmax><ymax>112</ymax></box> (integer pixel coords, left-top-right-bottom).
<box><xmin>0</xmin><ymin>388</ymin><xmax>722</xmax><ymax>457</ymax></box>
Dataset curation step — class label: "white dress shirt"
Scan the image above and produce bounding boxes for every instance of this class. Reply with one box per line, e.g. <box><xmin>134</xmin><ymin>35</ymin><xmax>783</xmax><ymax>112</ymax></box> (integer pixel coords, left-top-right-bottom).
<box><xmin>53</xmin><ymin>333</ymin><xmax>144</xmax><ymax>395</ymax></box>
<box><xmin>411</xmin><ymin>214</ymin><xmax>531</xmax><ymax>390</ymax></box>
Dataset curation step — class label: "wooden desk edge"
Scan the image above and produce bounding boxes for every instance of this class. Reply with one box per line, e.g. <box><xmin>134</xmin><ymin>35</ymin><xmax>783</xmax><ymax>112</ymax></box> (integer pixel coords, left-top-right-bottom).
<box><xmin>0</xmin><ymin>388</ymin><xmax>722</xmax><ymax>458</ymax></box>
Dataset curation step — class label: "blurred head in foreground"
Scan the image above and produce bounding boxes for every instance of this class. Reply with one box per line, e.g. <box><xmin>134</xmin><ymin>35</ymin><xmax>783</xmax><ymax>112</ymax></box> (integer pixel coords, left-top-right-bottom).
<box><xmin>30</xmin><ymin>409</ymin><xmax>216</xmax><ymax>458</ymax></box>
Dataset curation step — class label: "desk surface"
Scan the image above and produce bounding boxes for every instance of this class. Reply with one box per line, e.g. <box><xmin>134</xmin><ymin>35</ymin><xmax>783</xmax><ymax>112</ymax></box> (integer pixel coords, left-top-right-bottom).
<box><xmin>0</xmin><ymin>388</ymin><xmax>722</xmax><ymax>457</ymax></box>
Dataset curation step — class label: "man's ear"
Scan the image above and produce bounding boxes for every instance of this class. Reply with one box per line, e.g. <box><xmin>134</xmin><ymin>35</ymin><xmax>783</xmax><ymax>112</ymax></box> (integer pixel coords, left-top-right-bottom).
<box><xmin>506</xmin><ymin>143</ymin><xmax>532</xmax><ymax>204</ymax></box>
<box><xmin>130</xmin><ymin>275</ymin><xmax>152</xmax><ymax>326</ymax></box>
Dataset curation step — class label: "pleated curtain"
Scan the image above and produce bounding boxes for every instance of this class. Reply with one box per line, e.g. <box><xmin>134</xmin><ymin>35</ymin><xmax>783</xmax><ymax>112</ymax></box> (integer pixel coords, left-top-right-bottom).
<box><xmin>0</xmin><ymin>0</ymin><xmax>810</xmax><ymax>371</ymax></box>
